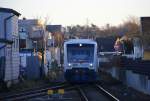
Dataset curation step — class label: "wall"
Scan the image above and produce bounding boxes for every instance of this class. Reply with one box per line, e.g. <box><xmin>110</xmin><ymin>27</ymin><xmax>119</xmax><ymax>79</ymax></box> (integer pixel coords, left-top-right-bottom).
<box><xmin>26</xmin><ymin>56</ymin><xmax>40</xmax><ymax>79</ymax></box>
<box><xmin>0</xmin><ymin>12</ymin><xmax>11</xmax><ymax>57</ymax></box>
<box><xmin>104</xmin><ymin>67</ymin><xmax>150</xmax><ymax>95</ymax></box>
<box><xmin>0</xmin><ymin>12</ymin><xmax>20</xmax><ymax>85</ymax></box>
<box><xmin>0</xmin><ymin>12</ymin><xmax>13</xmax><ymax>83</ymax></box>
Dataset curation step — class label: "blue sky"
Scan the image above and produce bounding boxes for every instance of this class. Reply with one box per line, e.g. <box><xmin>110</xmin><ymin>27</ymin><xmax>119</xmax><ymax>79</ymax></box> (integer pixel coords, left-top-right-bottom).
<box><xmin>0</xmin><ymin>0</ymin><xmax>150</xmax><ymax>26</ymax></box>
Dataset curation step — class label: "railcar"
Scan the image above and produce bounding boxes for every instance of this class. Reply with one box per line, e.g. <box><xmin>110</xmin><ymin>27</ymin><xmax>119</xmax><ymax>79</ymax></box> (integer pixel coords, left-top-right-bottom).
<box><xmin>64</xmin><ymin>39</ymin><xmax>98</xmax><ymax>82</ymax></box>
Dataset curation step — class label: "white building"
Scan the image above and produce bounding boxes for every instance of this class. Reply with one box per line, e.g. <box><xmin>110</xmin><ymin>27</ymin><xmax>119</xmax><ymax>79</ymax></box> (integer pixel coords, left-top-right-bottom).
<box><xmin>0</xmin><ymin>8</ymin><xmax>21</xmax><ymax>86</ymax></box>
<box><xmin>19</xmin><ymin>19</ymin><xmax>40</xmax><ymax>49</ymax></box>
<box><xmin>19</xmin><ymin>19</ymin><xmax>51</xmax><ymax>77</ymax></box>
<box><xmin>19</xmin><ymin>19</ymin><xmax>50</xmax><ymax>50</ymax></box>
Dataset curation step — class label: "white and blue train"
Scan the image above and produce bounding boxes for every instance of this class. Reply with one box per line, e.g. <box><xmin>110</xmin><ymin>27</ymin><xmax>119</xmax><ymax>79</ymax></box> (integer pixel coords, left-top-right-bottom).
<box><xmin>64</xmin><ymin>39</ymin><xmax>98</xmax><ymax>82</ymax></box>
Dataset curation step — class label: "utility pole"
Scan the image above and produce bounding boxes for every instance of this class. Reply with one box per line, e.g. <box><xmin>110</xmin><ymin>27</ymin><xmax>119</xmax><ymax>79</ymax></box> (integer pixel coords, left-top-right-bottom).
<box><xmin>40</xmin><ymin>29</ymin><xmax>45</xmax><ymax>77</ymax></box>
<box><xmin>86</xmin><ymin>18</ymin><xmax>89</xmax><ymax>39</ymax></box>
<box><xmin>41</xmin><ymin>40</ymin><xmax>44</xmax><ymax>77</ymax></box>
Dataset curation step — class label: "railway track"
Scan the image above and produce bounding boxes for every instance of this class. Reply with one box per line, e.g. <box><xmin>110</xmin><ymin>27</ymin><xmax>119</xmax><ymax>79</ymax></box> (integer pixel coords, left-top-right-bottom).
<box><xmin>76</xmin><ymin>85</ymin><xmax>89</xmax><ymax>101</ymax></box>
<box><xmin>1</xmin><ymin>82</ymin><xmax>120</xmax><ymax>101</ymax></box>
<box><xmin>76</xmin><ymin>84</ymin><xmax>119</xmax><ymax>101</ymax></box>
<box><xmin>0</xmin><ymin>82</ymin><xmax>71</xmax><ymax>101</ymax></box>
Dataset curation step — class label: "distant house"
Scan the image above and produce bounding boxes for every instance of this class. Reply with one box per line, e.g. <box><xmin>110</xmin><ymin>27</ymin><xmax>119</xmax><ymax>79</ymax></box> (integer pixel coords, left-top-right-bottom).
<box><xmin>19</xmin><ymin>19</ymin><xmax>53</xmax><ymax>78</ymax></box>
<box><xmin>19</xmin><ymin>19</ymin><xmax>45</xmax><ymax>50</ymax></box>
<box><xmin>96</xmin><ymin>36</ymin><xmax>143</xmax><ymax>59</ymax></box>
<box><xmin>0</xmin><ymin>8</ymin><xmax>21</xmax><ymax>86</ymax></box>
<box><xmin>121</xmin><ymin>37</ymin><xmax>143</xmax><ymax>59</ymax></box>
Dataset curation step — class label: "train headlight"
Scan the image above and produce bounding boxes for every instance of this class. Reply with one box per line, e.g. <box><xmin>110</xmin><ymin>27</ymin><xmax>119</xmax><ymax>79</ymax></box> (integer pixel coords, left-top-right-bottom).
<box><xmin>68</xmin><ymin>63</ymin><xmax>72</xmax><ymax>68</ymax></box>
<box><xmin>68</xmin><ymin>63</ymin><xmax>71</xmax><ymax>66</ymax></box>
<box><xmin>90</xmin><ymin>63</ymin><xmax>93</xmax><ymax>66</ymax></box>
<box><xmin>89</xmin><ymin>63</ymin><xmax>93</xmax><ymax>68</ymax></box>
<box><xmin>68</xmin><ymin>63</ymin><xmax>71</xmax><ymax>67</ymax></box>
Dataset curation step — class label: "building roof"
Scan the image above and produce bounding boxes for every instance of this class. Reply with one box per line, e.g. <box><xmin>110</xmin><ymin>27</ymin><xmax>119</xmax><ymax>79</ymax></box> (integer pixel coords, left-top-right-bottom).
<box><xmin>46</xmin><ymin>25</ymin><xmax>62</xmax><ymax>33</ymax></box>
<box><xmin>0</xmin><ymin>7</ymin><xmax>21</xmax><ymax>16</ymax></box>
<box><xmin>64</xmin><ymin>39</ymin><xmax>97</xmax><ymax>44</ymax></box>
<box><xmin>96</xmin><ymin>36</ymin><xmax>117</xmax><ymax>52</ymax></box>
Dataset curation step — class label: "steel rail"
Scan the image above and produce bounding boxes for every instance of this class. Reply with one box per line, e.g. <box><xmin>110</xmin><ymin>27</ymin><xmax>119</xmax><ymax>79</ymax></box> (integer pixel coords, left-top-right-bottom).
<box><xmin>95</xmin><ymin>84</ymin><xmax>120</xmax><ymax>101</ymax></box>
<box><xmin>75</xmin><ymin>85</ymin><xmax>89</xmax><ymax>101</ymax></box>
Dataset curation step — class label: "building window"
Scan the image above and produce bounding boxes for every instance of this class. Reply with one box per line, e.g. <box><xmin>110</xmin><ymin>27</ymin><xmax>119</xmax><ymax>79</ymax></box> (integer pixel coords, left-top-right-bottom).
<box><xmin>19</xmin><ymin>39</ymin><xmax>26</xmax><ymax>49</ymax></box>
<box><xmin>19</xmin><ymin>27</ymin><xmax>26</xmax><ymax>32</ymax></box>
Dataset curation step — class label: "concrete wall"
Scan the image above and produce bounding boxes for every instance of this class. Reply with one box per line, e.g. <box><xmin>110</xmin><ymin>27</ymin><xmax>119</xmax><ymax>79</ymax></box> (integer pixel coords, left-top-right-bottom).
<box><xmin>0</xmin><ymin>12</ymin><xmax>12</xmax><ymax>57</ymax></box>
<box><xmin>104</xmin><ymin>67</ymin><xmax>150</xmax><ymax>95</ymax></box>
<box><xmin>0</xmin><ymin>12</ymin><xmax>11</xmax><ymax>39</ymax></box>
<box><xmin>126</xmin><ymin>70</ymin><xmax>149</xmax><ymax>94</ymax></box>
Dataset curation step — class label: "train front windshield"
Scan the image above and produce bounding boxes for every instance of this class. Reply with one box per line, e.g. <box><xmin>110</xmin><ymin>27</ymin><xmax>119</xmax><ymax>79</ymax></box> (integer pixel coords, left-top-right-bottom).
<box><xmin>67</xmin><ymin>44</ymin><xmax>94</xmax><ymax>63</ymax></box>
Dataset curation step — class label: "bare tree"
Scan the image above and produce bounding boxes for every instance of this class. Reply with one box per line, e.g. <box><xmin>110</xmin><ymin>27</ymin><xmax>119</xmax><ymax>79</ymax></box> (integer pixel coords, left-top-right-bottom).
<box><xmin>65</xmin><ymin>16</ymin><xmax>141</xmax><ymax>38</ymax></box>
<box><xmin>122</xmin><ymin>16</ymin><xmax>140</xmax><ymax>36</ymax></box>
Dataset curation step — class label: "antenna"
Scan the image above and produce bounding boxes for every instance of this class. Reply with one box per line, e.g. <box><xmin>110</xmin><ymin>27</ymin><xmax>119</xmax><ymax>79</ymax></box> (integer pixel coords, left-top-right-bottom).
<box><xmin>86</xmin><ymin>18</ymin><xmax>89</xmax><ymax>27</ymax></box>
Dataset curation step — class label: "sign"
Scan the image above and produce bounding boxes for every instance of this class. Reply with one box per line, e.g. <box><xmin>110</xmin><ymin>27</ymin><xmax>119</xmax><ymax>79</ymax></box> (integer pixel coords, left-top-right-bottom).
<box><xmin>58</xmin><ymin>89</ymin><xmax>64</xmax><ymax>95</ymax></box>
<box><xmin>47</xmin><ymin>89</ymin><xmax>53</xmax><ymax>95</ymax></box>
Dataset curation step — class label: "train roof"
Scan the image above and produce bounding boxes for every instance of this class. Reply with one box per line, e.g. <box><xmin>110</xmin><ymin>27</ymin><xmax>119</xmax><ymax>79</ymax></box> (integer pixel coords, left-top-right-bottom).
<box><xmin>64</xmin><ymin>39</ymin><xmax>97</xmax><ymax>44</ymax></box>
